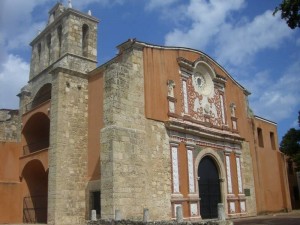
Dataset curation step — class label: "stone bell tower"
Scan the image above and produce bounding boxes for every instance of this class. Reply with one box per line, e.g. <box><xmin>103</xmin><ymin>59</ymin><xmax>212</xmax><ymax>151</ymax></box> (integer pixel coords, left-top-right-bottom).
<box><xmin>24</xmin><ymin>2</ymin><xmax>99</xmax><ymax>225</ymax></box>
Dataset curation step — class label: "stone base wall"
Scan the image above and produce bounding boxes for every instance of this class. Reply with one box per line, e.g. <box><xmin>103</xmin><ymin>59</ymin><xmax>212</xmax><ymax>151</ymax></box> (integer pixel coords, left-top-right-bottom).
<box><xmin>88</xmin><ymin>219</ymin><xmax>233</xmax><ymax>225</ymax></box>
<box><xmin>240</xmin><ymin>141</ymin><xmax>257</xmax><ymax>216</ymax></box>
<box><xmin>100</xmin><ymin>47</ymin><xmax>171</xmax><ymax>220</ymax></box>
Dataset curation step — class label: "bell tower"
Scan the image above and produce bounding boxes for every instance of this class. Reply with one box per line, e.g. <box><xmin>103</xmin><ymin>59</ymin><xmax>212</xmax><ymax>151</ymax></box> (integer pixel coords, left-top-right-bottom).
<box><xmin>21</xmin><ymin>2</ymin><xmax>99</xmax><ymax>225</ymax></box>
<box><xmin>29</xmin><ymin>2</ymin><xmax>98</xmax><ymax>80</ymax></box>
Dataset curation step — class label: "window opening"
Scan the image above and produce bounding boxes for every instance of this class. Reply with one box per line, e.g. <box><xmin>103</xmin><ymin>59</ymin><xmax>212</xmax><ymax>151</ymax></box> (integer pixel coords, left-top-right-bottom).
<box><xmin>37</xmin><ymin>43</ymin><xmax>41</xmax><ymax>62</ymax></box>
<box><xmin>270</xmin><ymin>132</ymin><xmax>276</xmax><ymax>150</ymax></box>
<box><xmin>91</xmin><ymin>191</ymin><xmax>100</xmax><ymax>217</ymax></box>
<box><xmin>46</xmin><ymin>34</ymin><xmax>51</xmax><ymax>65</ymax></box>
<box><xmin>257</xmin><ymin>128</ymin><xmax>264</xmax><ymax>147</ymax></box>
<box><xmin>57</xmin><ymin>25</ymin><xmax>62</xmax><ymax>57</ymax></box>
<box><xmin>82</xmin><ymin>24</ymin><xmax>89</xmax><ymax>57</ymax></box>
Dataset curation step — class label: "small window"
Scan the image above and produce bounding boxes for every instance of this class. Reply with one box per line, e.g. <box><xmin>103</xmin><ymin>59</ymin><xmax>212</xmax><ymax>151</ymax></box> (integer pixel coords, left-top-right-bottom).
<box><xmin>57</xmin><ymin>25</ymin><xmax>62</xmax><ymax>57</ymax></box>
<box><xmin>37</xmin><ymin>43</ymin><xmax>41</xmax><ymax>62</ymax></box>
<box><xmin>82</xmin><ymin>24</ymin><xmax>89</xmax><ymax>57</ymax></box>
<box><xmin>257</xmin><ymin>128</ymin><xmax>264</xmax><ymax>147</ymax></box>
<box><xmin>46</xmin><ymin>34</ymin><xmax>52</xmax><ymax>65</ymax></box>
<box><xmin>270</xmin><ymin>132</ymin><xmax>276</xmax><ymax>150</ymax></box>
<box><xmin>91</xmin><ymin>191</ymin><xmax>100</xmax><ymax>218</ymax></box>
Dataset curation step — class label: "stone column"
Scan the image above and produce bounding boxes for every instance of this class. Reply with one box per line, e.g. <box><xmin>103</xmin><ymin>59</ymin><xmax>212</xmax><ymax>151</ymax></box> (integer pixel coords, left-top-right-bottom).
<box><xmin>48</xmin><ymin>69</ymin><xmax>89</xmax><ymax>225</ymax></box>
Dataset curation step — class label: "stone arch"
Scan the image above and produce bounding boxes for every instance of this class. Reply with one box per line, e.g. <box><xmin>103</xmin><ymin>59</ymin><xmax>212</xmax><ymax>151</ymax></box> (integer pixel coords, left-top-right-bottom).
<box><xmin>31</xmin><ymin>83</ymin><xmax>52</xmax><ymax>109</ymax></box>
<box><xmin>57</xmin><ymin>25</ymin><xmax>63</xmax><ymax>57</ymax></box>
<box><xmin>21</xmin><ymin>159</ymin><xmax>48</xmax><ymax>223</ymax></box>
<box><xmin>194</xmin><ymin>148</ymin><xmax>227</xmax><ymax>216</ymax></box>
<box><xmin>22</xmin><ymin>112</ymin><xmax>50</xmax><ymax>154</ymax></box>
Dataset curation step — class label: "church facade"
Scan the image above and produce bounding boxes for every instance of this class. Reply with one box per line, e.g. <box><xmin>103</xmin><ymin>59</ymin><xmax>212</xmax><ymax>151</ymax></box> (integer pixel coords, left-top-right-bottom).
<box><xmin>0</xmin><ymin>3</ymin><xmax>291</xmax><ymax>225</ymax></box>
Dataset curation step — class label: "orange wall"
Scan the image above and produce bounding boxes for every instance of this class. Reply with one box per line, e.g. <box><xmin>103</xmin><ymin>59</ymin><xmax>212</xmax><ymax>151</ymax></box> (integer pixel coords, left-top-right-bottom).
<box><xmin>87</xmin><ymin>71</ymin><xmax>104</xmax><ymax>180</ymax></box>
<box><xmin>142</xmin><ymin>46</ymin><xmax>291</xmax><ymax>214</ymax></box>
<box><xmin>0</xmin><ymin>142</ymin><xmax>20</xmax><ymax>181</ymax></box>
<box><xmin>0</xmin><ymin>142</ymin><xmax>23</xmax><ymax>223</ymax></box>
<box><xmin>250</xmin><ymin>118</ymin><xmax>291</xmax><ymax>213</ymax></box>
<box><xmin>144</xmin><ymin>48</ymin><xmax>200</xmax><ymax>121</ymax></box>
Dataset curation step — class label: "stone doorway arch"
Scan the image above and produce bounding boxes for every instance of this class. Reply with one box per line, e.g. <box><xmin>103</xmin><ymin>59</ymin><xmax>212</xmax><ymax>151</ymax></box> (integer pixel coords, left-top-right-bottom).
<box><xmin>198</xmin><ymin>156</ymin><xmax>220</xmax><ymax>218</ymax></box>
<box><xmin>194</xmin><ymin>148</ymin><xmax>227</xmax><ymax>219</ymax></box>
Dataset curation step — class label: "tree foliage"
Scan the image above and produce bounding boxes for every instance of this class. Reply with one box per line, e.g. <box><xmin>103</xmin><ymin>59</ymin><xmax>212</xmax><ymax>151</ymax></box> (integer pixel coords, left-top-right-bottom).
<box><xmin>280</xmin><ymin>128</ymin><xmax>300</xmax><ymax>170</ymax></box>
<box><xmin>273</xmin><ymin>0</ymin><xmax>300</xmax><ymax>29</ymax></box>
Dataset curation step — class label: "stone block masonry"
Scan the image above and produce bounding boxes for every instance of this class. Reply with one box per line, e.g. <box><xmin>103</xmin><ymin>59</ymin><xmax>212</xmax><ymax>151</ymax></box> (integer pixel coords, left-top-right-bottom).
<box><xmin>88</xmin><ymin>219</ymin><xmax>233</xmax><ymax>225</ymax></box>
<box><xmin>100</xmin><ymin>46</ymin><xmax>172</xmax><ymax>220</ymax></box>
<box><xmin>0</xmin><ymin>109</ymin><xmax>19</xmax><ymax>142</ymax></box>
<box><xmin>48</xmin><ymin>68</ymin><xmax>89</xmax><ymax>225</ymax></box>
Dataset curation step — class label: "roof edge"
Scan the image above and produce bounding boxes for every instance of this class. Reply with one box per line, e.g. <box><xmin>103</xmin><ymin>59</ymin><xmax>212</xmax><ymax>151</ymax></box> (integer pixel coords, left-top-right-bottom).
<box><xmin>117</xmin><ymin>39</ymin><xmax>251</xmax><ymax>95</ymax></box>
<box><xmin>254</xmin><ymin>115</ymin><xmax>277</xmax><ymax>126</ymax></box>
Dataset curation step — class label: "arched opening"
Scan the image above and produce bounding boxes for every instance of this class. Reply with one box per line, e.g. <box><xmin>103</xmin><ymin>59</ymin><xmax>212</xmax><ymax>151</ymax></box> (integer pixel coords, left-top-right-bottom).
<box><xmin>22</xmin><ymin>160</ymin><xmax>48</xmax><ymax>223</ymax></box>
<box><xmin>37</xmin><ymin>43</ymin><xmax>41</xmax><ymax>62</ymax></box>
<box><xmin>198</xmin><ymin>156</ymin><xmax>221</xmax><ymax>219</ymax></box>
<box><xmin>22</xmin><ymin>112</ymin><xmax>50</xmax><ymax>155</ymax></box>
<box><xmin>57</xmin><ymin>25</ymin><xmax>62</xmax><ymax>57</ymax></box>
<box><xmin>46</xmin><ymin>34</ymin><xmax>51</xmax><ymax>65</ymax></box>
<box><xmin>31</xmin><ymin>83</ymin><xmax>52</xmax><ymax>109</ymax></box>
<box><xmin>82</xmin><ymin>24</ymin><xmax>89</xmax><ymax>57</ymax></box>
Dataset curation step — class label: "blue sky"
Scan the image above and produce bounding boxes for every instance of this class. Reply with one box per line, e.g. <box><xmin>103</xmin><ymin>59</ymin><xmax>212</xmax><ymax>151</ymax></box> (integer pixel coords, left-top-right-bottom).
<box><xmin>0</xmin><ymin>0</ymin><xmax>299</xmax><ymax>142</ymax></box>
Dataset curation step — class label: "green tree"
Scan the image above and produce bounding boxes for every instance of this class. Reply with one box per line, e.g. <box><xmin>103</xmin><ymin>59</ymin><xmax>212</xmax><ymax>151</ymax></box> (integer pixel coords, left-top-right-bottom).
<box><xmin>280</xmin><ymin>128</ymin><xmax>300</xmax><ymax>170</ymax></box>
<box><xmin>273</xmin><ymin>0</ymin><xmax>300</xmax><ymax>29</ymax></box>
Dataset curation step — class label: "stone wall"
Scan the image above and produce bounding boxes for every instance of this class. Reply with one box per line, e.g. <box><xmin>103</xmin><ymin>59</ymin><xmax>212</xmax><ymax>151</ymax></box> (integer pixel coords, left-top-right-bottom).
<box><xmin>0</xmin><ymin>109</ymin><xmax>19</xmax><ymax>142</ymax></box>
<box><xmin>30</xmin><ymin>6</ymin><xmax>98</xmax><ymax>80</ymax></box>
<box><xmin>240</xmin><ymin>141</ymin><xmax>257</xmax><ymax>216</ymax></box>
<box><xmin>100</xmin><ymin>46</ymin><xmax>172</xmax><ymax>220</ymax></box>
<box><xmin>88</xmin><ymin>219</ymin><xmax>233</xmax><ymax>225</ymax></box>
<box><xmin>48</xmin><ymin>69</ymin><xmax>89</xmax><ymax>225</ymax></box>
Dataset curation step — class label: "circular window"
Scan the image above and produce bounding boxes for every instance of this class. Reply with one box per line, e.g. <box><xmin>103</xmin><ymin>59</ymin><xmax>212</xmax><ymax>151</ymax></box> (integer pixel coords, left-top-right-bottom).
<box><xmin>193</xmin><ymin>73</ymin><xmax>205</xmax><ymax>89</ymax></box>
<box><xmin>192</xmin><ymin>69</ymin><xmax>213</xmax><ymax>96</ymax></box>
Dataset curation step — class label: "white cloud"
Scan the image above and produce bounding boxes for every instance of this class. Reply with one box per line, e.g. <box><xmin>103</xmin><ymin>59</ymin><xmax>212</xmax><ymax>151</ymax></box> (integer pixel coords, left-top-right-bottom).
<box><xmin>0</xmin><ymin>0</ymin><xmax>50</xmax><ymax>51</ymax></box>
<box><xmin>247</xmin><ymin>60</ymin><xmax>300</xmax><ymax>122</ymax></box>
<box><xmin>165</xmin><ymin>0</ymin><xmax>245</xmax><ymax>49</ymax></box>
<box><xmin>145</xmin><ymin>0</ymin><xmax>179</xmax><ymax>10</ymax></box>
<box><xmin>0</xmin><ymin>54</ymin><xmax>29</xmax><ymax>109</ymax></box>
<box><xmin>216</xmin><ymin>10</ymin><xmax>291</xmax><ymax>66</ymax></box>
<box><xmin>163</xmin><ymin>0</ymin><xmax>292</xmax><ymax>69</ymax></box>
<box><xmin>72</xmin><ymin>0</ymin><xmax>126</xmax><ymax>9</ymax></box>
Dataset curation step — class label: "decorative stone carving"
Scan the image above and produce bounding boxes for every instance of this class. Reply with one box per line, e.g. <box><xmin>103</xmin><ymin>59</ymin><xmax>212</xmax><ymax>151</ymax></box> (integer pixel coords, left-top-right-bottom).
<box><xmin>192</xmin><ymin>68</ymin><xmax>214</xmax><ymax>97</ymax></box>
<box><xmin>236</xmin><ymin>157</ymin><xmax>243</xmax><ymax>193</ymax></box>
<box><xmin>167</xmin><ymin>80</ymin><xmax>175</xmax><ymax>97</ymax></box>
<box><xmin>169</xmin><ymin>101</ymin><xmax>175</xmax><ymax>113</ymax></box>
<box><xmin>240</xmin><ymin>201</ymin><xmax>246</xmax><ymax>213</ymax></box>
<box><xmin>190</xmin><ymin>203</ymin><xmax>198</xmax><ymax>216</ymax></box>
<box><xmin>230</xmin><ymin>103</ymin><xmax>236</xmax><ymax>117</ymax></box>
<box><xmin>229</xmin><ymin>202</ymin><xmax>235</xmax><ymax>213</ymax></box>
<box><xmin>182</xmin><ymin>80</ymin><xmax>188</xmax><ymax>114</ymax></box>
<box><xmin>187</xmin><ymin>149</ymin><xmax>195</xmax><ymax>193</ymax></box>
<box><xmin>226</xmin><ymin>155</ymin><xmax>233</xmax><ymax>194</ymax></box>
<box><xmin>172</xmin><ymin>146</ymin><xmax>180</xmax><ymax>193</ymax></box>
